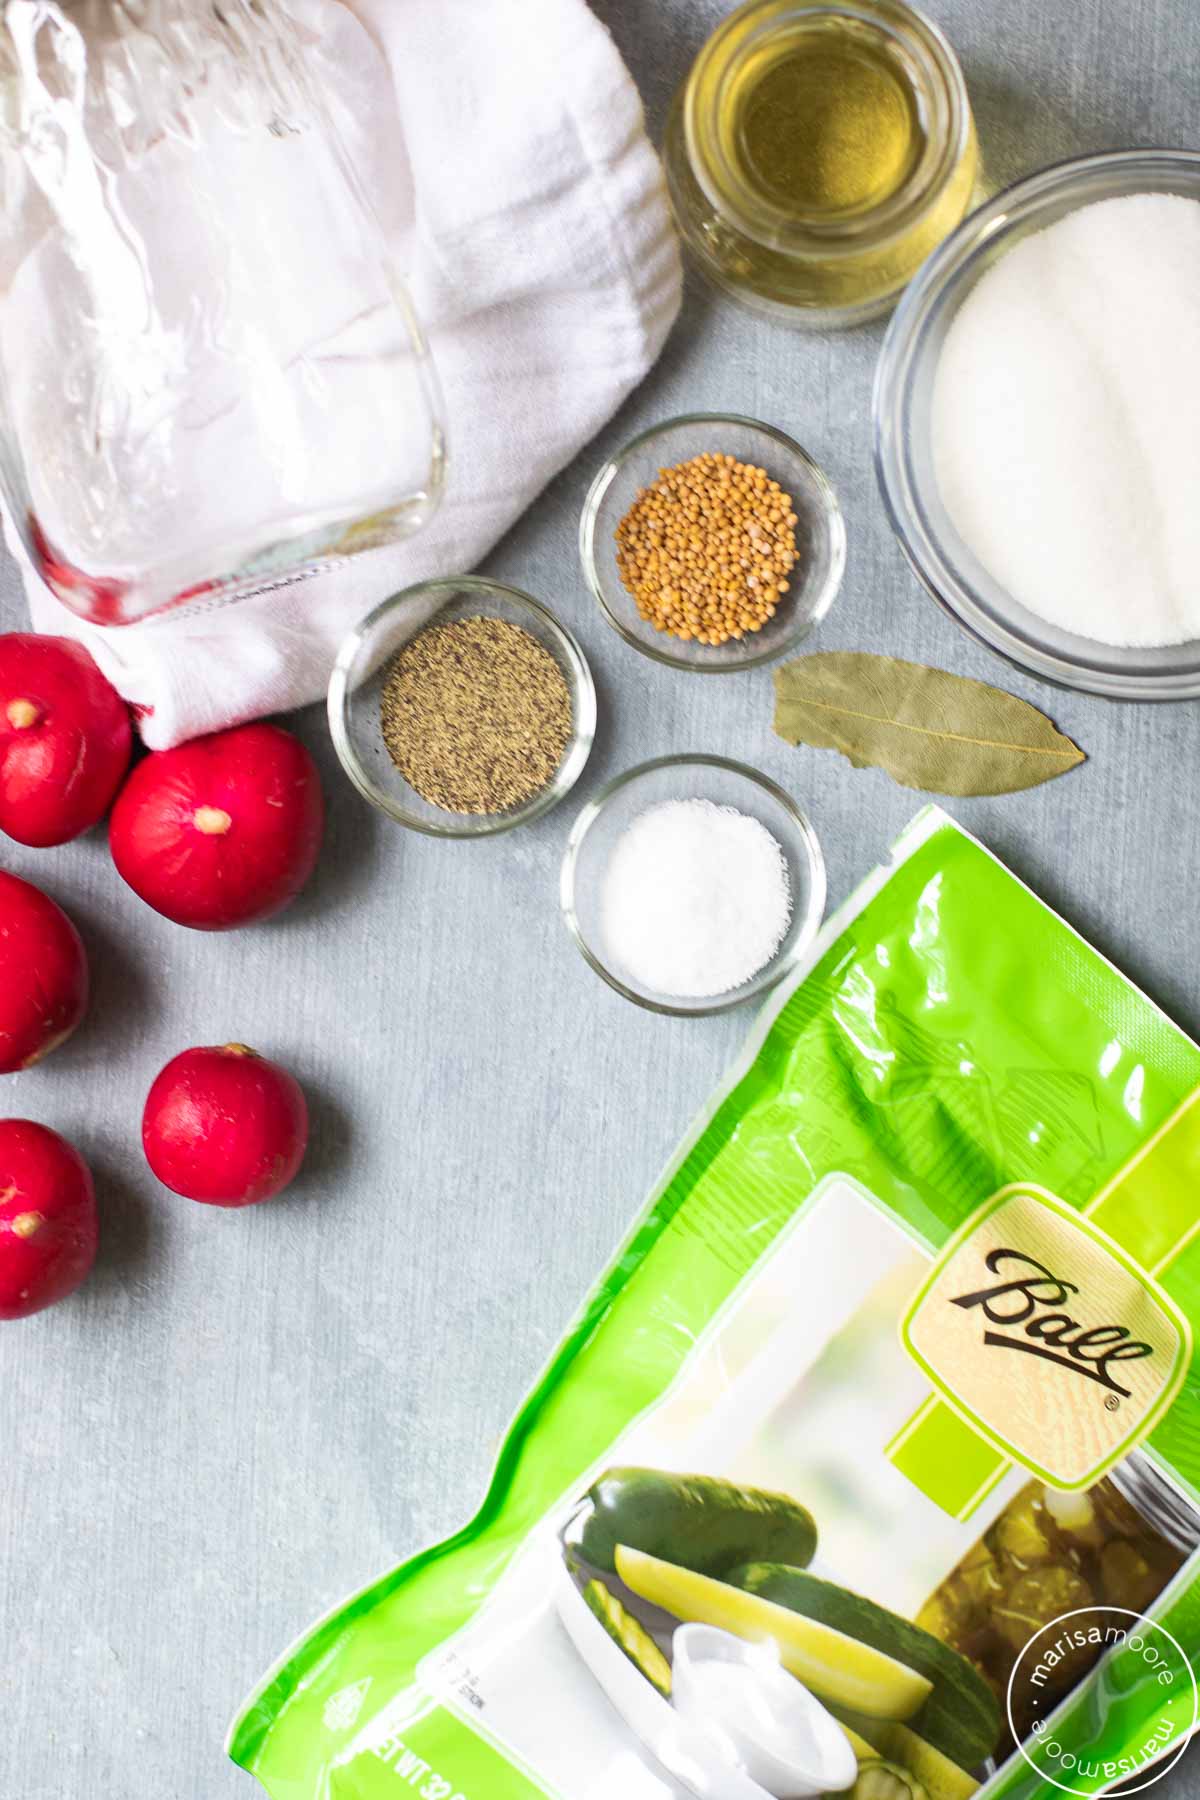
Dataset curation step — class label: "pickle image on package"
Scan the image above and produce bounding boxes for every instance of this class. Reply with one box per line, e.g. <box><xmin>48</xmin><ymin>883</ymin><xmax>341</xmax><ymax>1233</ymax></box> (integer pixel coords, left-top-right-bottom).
<box><xmin>230</xmin><ymin>809</ymin><xmax>1200</xmax><ymax>1800</ymax></box>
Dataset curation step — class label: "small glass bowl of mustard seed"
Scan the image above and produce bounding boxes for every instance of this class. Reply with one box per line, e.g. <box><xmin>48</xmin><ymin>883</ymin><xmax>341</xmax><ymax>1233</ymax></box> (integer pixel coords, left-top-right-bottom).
<box><xmin>580</xmin><ymin>413</ymin><xmax>845</xmax><ymax>672</ymax></box>
<box><xmin>329</xmin><ymin>577</ymin><xmax>596</xmax><ymax>837</ymax></box>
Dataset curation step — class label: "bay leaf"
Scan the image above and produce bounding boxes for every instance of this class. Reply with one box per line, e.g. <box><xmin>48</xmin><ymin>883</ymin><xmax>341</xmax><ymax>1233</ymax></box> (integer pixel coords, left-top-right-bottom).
<box><xmin>772</xmin><ymin>652</ymin><xmax>1084</xmax><ymax>796</ymax></box>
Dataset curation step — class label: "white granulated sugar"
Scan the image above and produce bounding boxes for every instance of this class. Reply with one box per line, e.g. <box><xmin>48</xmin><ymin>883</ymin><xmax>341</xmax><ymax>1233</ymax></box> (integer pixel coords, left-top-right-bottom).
<box><xmin>931</xmin><ymin>193</ymin><xmax>1200</xmax><ymax>648</ymax></box>
<box><xmin>600</xmin><ymin>798</ymin><xmax>792</xmax><ymax>1000</ymax></box>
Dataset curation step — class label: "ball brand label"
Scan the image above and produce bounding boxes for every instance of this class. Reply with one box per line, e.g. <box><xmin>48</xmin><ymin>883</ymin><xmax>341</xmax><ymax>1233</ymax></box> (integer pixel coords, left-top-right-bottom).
<box><xmin>902</xmin><ymin>1186</ymin><xmax>1192</xmax><ymax>1488</ymax></box>
<box><xmin>949</xmin><ymin>1249</ymin><xmax>1153</xmax><ymax>1396</ymax></box>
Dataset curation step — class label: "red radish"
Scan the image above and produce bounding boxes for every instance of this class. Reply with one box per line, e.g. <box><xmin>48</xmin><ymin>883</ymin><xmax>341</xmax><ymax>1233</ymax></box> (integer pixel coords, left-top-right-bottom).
<box><xmin>0</xmin><ymin>634</ymin><xmax>132</xmax><ymax>846</ymax></box>
<box><xmin>0</xmin><ymin>1119</ymin><xmax>97</xmax><ymax>1319</ymax></box>
<box><xmin>142</xmin><ymin>1043</ymin><xmax>308</xmax><ymax>1207</ymax></box>
<box><xmin>0</xmin><ymin>871</ymin><xmax>88</xmax><ymax>1073</ymax></box>
<box><xmin>109</xmin><ymin>722</ymin><xmax>323</xmax><ymax>930</ymax></box>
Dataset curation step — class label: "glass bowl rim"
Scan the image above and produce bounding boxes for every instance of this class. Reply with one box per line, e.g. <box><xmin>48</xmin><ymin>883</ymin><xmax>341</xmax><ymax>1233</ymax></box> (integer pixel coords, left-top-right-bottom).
<box><xmin>558</xmin><ymin>751</ymin><xmax>828</xmax><ymax>1017</ymax></box>
<box><xmin>579</xmin><ymin>411</ymin><xmax>847</xmax><ymax>674</ymax></box>
<box><xmin>873</xmin><ymin>146</ymin><xmax>1200</xmax><ymax>701</ymax></box>
<box><xmin>327</xmin><ymin>574</ymin><xmax>598</xmax><ymax>837</ymax></box>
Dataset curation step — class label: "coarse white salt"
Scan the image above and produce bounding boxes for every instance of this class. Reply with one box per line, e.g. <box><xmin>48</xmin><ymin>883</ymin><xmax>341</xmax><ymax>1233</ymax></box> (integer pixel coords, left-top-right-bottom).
<box><xmin>600</xmin><ymin>798</ymin><xmax>792</xmax><ymax>1000</ymax></box>
<box><xmin>931</xmin><ymin>193</ymin><xmax>1200</xmax><ymax>649</ymax></box>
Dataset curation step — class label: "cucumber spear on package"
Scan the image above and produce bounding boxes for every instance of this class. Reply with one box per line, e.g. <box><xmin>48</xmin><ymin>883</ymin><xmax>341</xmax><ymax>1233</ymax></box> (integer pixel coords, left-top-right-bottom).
<box><xmin>230</xmin><ymin>808</ymin><xmax>1200</xmax><ymax>1800</ymax></box>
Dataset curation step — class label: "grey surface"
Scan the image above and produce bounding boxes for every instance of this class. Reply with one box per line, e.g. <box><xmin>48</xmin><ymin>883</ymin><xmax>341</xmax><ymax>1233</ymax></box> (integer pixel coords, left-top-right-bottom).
<box><xmin>4</xmin><ymin>2</ymin><xmax>1200</xmax><ymax>1795</ymax></box>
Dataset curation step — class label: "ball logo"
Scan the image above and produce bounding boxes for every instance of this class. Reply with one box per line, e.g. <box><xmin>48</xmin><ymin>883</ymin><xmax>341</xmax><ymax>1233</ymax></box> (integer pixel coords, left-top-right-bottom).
<box><xmin>902</xmin><ymin>1186</ymin><xmax>1191</xmax><ymax>1490</ymax></box>
<box><xmin>949</xmin><ymin>1247</ymin><xmax>1154</xmax><ymax>1397</ymax></box>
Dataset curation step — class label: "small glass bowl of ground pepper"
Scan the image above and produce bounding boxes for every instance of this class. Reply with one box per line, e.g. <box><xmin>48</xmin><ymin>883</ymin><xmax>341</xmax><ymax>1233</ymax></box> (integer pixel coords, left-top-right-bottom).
<box><xmin>329</xmin><ymin>577</ymin><xmax>596</xmax><ymax>836</ymax></box>
<box><xmin>580</xmin><ymin>413</ymin><xmax>845</xmax><ymax>672</ymax></box>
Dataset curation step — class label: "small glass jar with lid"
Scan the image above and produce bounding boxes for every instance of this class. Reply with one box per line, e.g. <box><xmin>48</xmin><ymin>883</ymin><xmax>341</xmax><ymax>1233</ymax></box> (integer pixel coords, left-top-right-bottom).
<box><xmin>663</xmin><ymin>0</ymin><xmax>978</xmax><ymax>328</ymax></box>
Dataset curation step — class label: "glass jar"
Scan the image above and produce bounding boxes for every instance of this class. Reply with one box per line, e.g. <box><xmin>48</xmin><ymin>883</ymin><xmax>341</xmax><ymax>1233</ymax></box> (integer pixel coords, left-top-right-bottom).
<box><xmin>663</xmin><ymin>0</ymin><xmax>977</xmax><ymax>328</ymax></box>
<box><xmin>918</xmin><ymin>1458</ymin><xmax>1198</xmax><ymax>1753</ymax></box>
<box><xmin>0</xmin><ymin>0</ymin><xmax>444</xmax><ymax>625</ymax></box>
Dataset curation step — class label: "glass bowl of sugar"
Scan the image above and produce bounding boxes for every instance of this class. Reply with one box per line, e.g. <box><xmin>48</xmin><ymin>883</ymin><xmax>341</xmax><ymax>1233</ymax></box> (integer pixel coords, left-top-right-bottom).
<box><xmin>875</xmin><ymin>149</ymin><xmax>1200</xmax><ymax>699</ymax></box>
<box><xmin>559</xmin><ymin>754</ymin><xmax>826</xmax><ymax>1016</ymax></box>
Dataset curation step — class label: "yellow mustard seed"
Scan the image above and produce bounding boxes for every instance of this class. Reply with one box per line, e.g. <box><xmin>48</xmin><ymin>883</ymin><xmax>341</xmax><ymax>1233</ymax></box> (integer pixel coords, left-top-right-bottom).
<box><xmin>614</xmin><ymin>452</ymin><xmax>799</xmax><ymax>647</ymax></box>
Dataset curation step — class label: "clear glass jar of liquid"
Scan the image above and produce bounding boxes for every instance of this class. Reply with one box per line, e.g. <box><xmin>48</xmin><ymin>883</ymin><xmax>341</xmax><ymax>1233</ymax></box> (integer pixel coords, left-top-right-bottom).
<box><xmin>664</xmin><ymin>0</ymin><xmax>978</xmax><ymax>327</ymax></box>
<box><xmin>0</xmin><ymin>0</ymin><xmax>444</xmax><ymax>625</ymax></box>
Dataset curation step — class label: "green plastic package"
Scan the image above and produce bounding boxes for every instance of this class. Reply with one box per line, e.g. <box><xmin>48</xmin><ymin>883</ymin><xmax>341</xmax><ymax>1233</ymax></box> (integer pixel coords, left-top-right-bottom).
<box><xmin>230</xmin><ymin>809</ymin><xmax>1200</xmax><ymax>1799</ymax></box>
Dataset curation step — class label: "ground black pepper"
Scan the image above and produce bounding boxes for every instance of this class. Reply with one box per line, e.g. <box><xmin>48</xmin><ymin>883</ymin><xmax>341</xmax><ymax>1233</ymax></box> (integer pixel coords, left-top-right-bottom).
<box><xmin>379</xmin><ymin>615</ymin><xmax>572</xmax><ymax>814</ymax></box>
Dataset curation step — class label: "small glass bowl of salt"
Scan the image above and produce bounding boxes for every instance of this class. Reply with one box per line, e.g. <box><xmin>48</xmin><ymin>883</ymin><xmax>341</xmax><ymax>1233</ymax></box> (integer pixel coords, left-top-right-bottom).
<box><xmin>560</xmin><ymin>755</ymin><xmax>825</xmax><ymax>1016</ymax></box>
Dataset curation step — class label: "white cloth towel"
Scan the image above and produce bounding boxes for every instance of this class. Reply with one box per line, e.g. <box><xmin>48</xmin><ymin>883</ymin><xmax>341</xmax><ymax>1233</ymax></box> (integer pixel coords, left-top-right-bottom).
<box><xmin>11</xmin><ymin>0</ymin><xmax>680</xmax><ymax>749</ymax></box>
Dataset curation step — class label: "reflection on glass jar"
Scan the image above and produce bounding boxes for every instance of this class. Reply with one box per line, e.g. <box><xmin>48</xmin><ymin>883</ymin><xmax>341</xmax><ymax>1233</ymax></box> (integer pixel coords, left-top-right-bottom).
<box><xmin>663</xmin><ymin>0</ymin><xmax>977</xmax><ymax>328</ymax></box>
<box><xmin>917</xmin><ymin>1464</ymin><xmax>1194</xmax><ymax>1751</ymax></box>
<box><xmin>0</xmin><ymin>0</ymin><xmax>444</xmax><ymax>625</ymax></box>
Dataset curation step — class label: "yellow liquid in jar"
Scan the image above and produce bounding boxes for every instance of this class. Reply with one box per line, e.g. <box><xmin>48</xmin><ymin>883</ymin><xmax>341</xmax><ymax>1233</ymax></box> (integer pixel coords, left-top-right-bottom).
<box><xmin>665</xmin><ymin>1</ymin><xmax>977</xmax><ymax>324</ymax></box>
<box><xmin>734</xmin><ymin>30</ymin><xmax>925</xmax><ymax>218</ymax></box>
